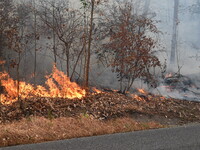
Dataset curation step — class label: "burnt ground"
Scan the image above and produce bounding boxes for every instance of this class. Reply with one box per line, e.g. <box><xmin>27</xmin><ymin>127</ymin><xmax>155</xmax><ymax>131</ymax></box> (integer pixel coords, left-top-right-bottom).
<box><xmin>0</xmin><ymin>92</ymin><xmax>200</xmax><ymax>125</ymax></box>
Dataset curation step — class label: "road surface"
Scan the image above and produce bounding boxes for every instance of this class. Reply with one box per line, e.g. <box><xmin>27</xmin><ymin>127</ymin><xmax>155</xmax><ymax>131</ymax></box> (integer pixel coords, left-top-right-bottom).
<box><xmin>1</xmin><ymin>123</ymin><xmax>200</xmax><ymax>150</ymax></box>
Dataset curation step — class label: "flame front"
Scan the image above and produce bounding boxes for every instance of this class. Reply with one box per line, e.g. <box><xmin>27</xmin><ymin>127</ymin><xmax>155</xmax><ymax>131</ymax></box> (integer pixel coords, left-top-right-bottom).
<box><xmin>130</xmin><ymin>88</ymin><xmax>148</xmax><ymax>101</ymax></box>
<box><xmin>0</xmin><ymin>66</ymin><xmax>86</xmax><ymax>104</ymax></box>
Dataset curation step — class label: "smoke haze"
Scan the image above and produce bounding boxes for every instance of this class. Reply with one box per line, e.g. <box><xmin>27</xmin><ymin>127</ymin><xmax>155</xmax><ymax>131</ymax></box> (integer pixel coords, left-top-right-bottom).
<box><xmin>4</xmin><ymin>0</ymin><xmax>200</xmax><ymax>101</ymax></box>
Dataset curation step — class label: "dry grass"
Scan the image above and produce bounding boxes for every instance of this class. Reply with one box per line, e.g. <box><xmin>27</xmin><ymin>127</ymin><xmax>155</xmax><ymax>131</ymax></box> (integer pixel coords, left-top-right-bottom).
<box><xmin>0</xmin><ymin>115</ymin><xmax>164</xmax><ymax>147</ymax></box>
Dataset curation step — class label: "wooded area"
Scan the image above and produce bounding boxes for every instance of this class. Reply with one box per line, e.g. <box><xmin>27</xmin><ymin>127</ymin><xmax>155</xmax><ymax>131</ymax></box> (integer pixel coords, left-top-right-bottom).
<box><xmin>0</xmin><ymin>1</ymin><xmax>200</xmax><ymax>147</ymax></box>
<box><xmin>0</xmin><ymin>0</ymin><xmax>162</xmax><ymax>93</ymax></box>
<box><xmin>0</xmin><ymin>0</ymin><xmax>200</xmax><ymax>101</ymax></box>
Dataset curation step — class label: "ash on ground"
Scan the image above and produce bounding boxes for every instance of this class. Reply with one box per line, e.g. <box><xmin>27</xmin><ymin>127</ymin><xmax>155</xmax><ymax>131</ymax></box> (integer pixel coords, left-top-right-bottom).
<box><xmin>155</xmin><ymin>73</ymin><xmax>200</xmax><ymax>102</ymax></box>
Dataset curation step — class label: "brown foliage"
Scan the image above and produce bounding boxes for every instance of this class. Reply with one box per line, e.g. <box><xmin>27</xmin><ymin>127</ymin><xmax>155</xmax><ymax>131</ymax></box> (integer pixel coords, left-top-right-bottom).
<box><xmin>101</xmin><ymin>3</ymin><xmax>160</xmax><ymax>92</ymax></box>
<box><xmin>0</xmin><ymin>92</ymin><xmax>199</xmax><ymax>124</ymax></box>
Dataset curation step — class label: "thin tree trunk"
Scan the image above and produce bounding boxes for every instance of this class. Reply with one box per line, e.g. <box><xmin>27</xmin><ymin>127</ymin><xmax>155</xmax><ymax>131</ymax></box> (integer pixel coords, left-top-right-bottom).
<box><xmin>83</xmin><ymin>8</ymin><xmax>87</xmax><ymax>86</ymax></box>
<box><xmin>65</xmin><ymin>48</ymin><xmax>70</xmax><ymax>77</ymax></box>
<box><xmin>85</xmin><ymin>0</ymin><xmax>94</xmax><ymax>89</ymax></box>
<box><xmin>143</xmin><ymin>0</ymin><xmax>151</xmax><ymax>17</ymax></box>
<box><xmin>17</xmin><ymin>52</ymin><xmax>21</xmax><ymax>105</ymax></box>
<box><xmin>70</xmin><ymin>45</ymin><xmax>85</xmax><ymax>80</ymax></box>
<box><xmin>170</xmin><ymin>0</ymin><xmax>179</xmax><ymax>66</ymax></box>
<box><xmin>33</xmin><ymin>0</ymin><xmax>37</xmax><ymax>84</ymax></box>
<box><xmin>127</xmin><ymin>78</ymin><xmax>135</xmax><ymax>92</ymax></box>
<box><xmin>78</xmin><ymin>54</ymin><xmax>83</xmax><ymax>82</ymax></box>
<box><xmin>52</xmin><ymin>3</ymin><xmax>57</xmax><ymax>64</ymax></box>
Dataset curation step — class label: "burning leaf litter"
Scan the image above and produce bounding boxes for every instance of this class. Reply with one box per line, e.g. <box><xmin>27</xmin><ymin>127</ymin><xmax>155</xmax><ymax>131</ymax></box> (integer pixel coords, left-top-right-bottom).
<box><xmin>0</xmin><ymin>91</ymin><xmax>199</xmax><ymax>124</ymax></box>
<box><xmin>0</xmin><ymin>67</ymin><xmax>199</xmax><ymax>124</ymax></box>
<box><xmin>0</xmin><ymin>66</ymin><xmax>86</xmax><ymax>104</ymax></box>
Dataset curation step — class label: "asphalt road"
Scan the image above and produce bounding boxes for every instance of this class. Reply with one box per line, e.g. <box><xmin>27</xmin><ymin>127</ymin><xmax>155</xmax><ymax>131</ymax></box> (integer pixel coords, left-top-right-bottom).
<box><xmin>1</xmin><ymin>123</ymin><xmax>200</xmax><ymax>150</ymax></box>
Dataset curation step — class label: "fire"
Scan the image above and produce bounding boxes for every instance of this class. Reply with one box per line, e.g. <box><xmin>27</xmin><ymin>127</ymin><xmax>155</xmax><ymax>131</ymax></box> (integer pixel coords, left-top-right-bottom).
<box><xmin>0</xmin><ymin>66</ymin><xmax>86</xmax><ymax>104</ymax></box>
<box><xmin>165</xmin><ymin>72</ymin><xmax>173</xmax><ymax>78</ymax></box>
<box><xmin>131</xmin><ymin>94</ymin><xmax>144</xmax><ymax>101</ymax></box>
<box><xmin>92</xmin><ymin>87</ymin><xmax>102</xmax><ymax>94</ymax></box>
<box><xmin>0</xmin><ymin>60</ymin><xmax>5</xmax><ymax>65</ymax></box>
<box><xmin>137</xmin><ymin>89</ymin><xmax>148</xmax><ymax>95</ymax></box>
<box><xmin>130</xmin><ymin>89</ymin><xmax>148</xmax><ymax>101</ymax></box>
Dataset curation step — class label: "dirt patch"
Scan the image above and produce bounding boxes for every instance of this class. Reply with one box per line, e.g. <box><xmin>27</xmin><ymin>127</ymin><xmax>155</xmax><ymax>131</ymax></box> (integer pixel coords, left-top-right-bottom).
<box><xmin>128</xmin><ymin>112</ymin><xmax>180</xmax><ymax>126</ymax></box>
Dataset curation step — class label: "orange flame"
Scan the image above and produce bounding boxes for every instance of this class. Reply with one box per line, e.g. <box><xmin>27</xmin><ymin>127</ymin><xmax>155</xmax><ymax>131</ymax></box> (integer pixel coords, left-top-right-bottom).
<box><xmin>92</xmin><ymin>87</ymin><xmax>102</xmax><ymax>94</ymax></box>
<box><xmin>130</xmin><ymin>94</ymin><xmax>144</xmax><ymax>101</ymax></box>
<box><xmin>130</xmin><ymin>89</ymin><xmax>148</xmax><ymax>101</ymax></box>
<box><xmin>0</xmin><ymin>66</ymin><xmax>86</xmax><ymax>104</ymax></box>
<box><xmin>0</xmin><ymin>60</ymin><xmax>5</xmax><ymax>65</ymax></box>
<box><xmin>137</xmin><ymin>89</ymin><xmax>148</xmax><ymax>95</ymax></box>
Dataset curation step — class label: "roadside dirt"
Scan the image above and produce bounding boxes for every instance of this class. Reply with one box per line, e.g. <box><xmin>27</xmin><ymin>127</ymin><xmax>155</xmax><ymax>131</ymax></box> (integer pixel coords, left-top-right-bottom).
<box><xmin>128</xmin><ymin>112</ymin><xmax>180</xmax><ymax>126</ymax></box>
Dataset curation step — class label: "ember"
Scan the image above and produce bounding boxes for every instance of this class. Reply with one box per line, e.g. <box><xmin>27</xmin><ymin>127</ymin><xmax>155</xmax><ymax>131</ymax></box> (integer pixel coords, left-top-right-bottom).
<box><xmin>0</xmin><ymin>66</ymin><xmax>86</xmax><ymax>104</ymax></box>
<box><xmin>137</xmin><ymin>89</ymin><xmax>148</xmax><ymax>95</ymax></box>
<box><xmin>130</xmin><ymin>89</ymin><xmax>150</xmax><ymax>101</ymax></box>
<box><xmin>92</xmin><ymin>88</ymin><xmax>103</xmax><ymax>94</ymax></box>
<box><xmin>0</xmin><ymin>60</ymin><xmax>5</xmax><ymax>65</ymax></box>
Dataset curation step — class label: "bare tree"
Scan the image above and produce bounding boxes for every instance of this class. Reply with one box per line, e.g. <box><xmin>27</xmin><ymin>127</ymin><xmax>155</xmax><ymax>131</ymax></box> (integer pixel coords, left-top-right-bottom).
<box><xmin>80</xmin><ymin>0</ymin><xmax>108</xmax><ymax>89</ymax></box>
<box><xmin>0</xmin><ymin>0</ymin><xmax>16</xmax><ymax>64</ymax></box>
<box><xmin>39</xmin><ymin>0</ymin><xmax>86</xmax><ymax>79</ymax></box>
<box><xmin>84</xmin><ymin>0</ymin><xmax>95</xmax><ymax>89</ymax></box>
<box><xmin>4</xmin><ymin>0</ymin><xmax>33</xmax><ymax>106</ymax></box>
<box><xmin>38</xmin><ymin>0</ymin><xmax>58</xmax><ymax>65</ymax></box>
<box><xmin>31</xmin><ymin>0</ymin><xmax>38</xmax><ymax>84</ymax></box>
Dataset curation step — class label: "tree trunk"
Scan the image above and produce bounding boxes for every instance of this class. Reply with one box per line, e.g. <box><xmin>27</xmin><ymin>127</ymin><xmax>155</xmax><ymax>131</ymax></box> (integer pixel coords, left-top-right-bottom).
<box><xmin>70</xmin><ymin>45</ymin><xmax>85</xmax><ymax>80</ymax></box>
<box><xmin>83</xmin><ymin>9</ymin><xmax>87</xmax><ymax>86</ymax></box>
<box><xmin>33</xmin><ymin>0</ymin><xmax>37</xmax><ymax>84</ymax></box>
<box><xmin>85</xmin><ymin>0</ymin><xmax>94</xmax><ymax>89</ymax></box>
<box><xmin>143</xmin><ymin>0</ymin><xmax>151</xmax><ymax>17</ymax></box>
<box><xmin>170</xmin><ymin>0</ymin><xmax>179</xmax><ymax>66</ymax></box>
<box><xmin>17</xmin><ymin>51</ymin><xmax>21</xmax><ymax>107</ymax></box>
<box><xmin>52</xmin><ymin>3</ymin><xmax>57</xmax><ymax>65</ymax></box>
<box><xmin>65</xmin><ymin>46</ymin><xmax>70</xmax><ymax>77</ymax></box>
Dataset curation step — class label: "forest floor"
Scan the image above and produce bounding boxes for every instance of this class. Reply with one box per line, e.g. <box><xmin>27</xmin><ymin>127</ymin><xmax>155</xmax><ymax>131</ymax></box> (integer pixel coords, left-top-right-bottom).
<box><xmin>0</xmin><ymin>91</ymin><xmax>200</xmax><ymax>147</ymax></box>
